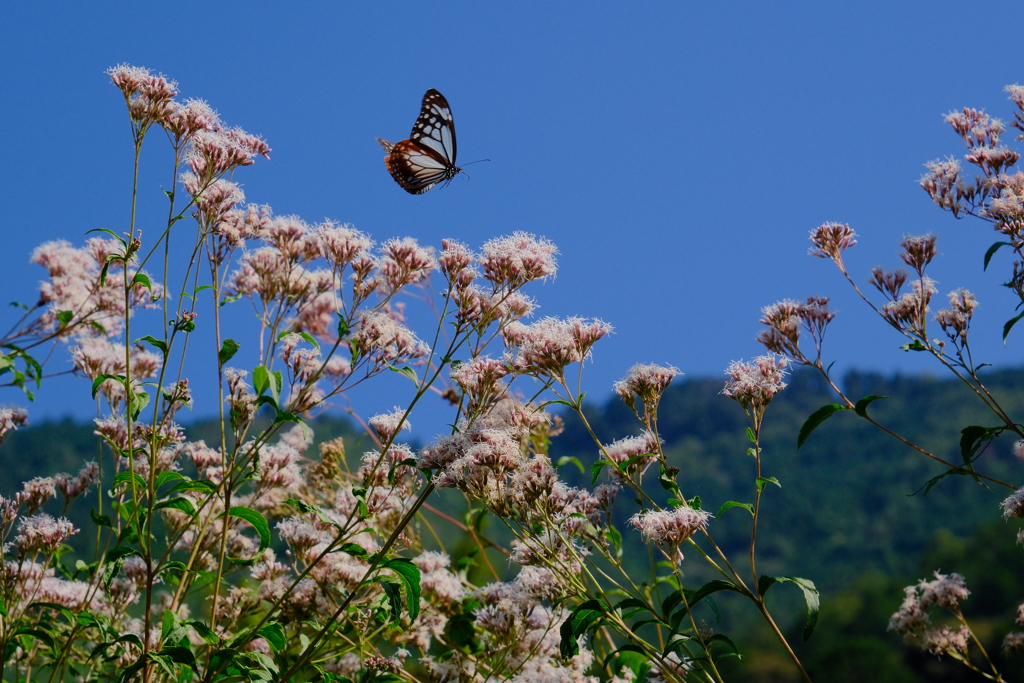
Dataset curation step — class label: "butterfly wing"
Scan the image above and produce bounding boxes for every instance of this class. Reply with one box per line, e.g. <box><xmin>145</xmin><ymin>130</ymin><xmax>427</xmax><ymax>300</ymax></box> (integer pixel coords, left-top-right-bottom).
<box><xmin>377</xmin><ymin>89</ymin><xmax>461</xmax><ymax>194</ymax></box>
<box><xmin>409</xmin><ymin>89</ymin><xmax>457</xmax><ymax>166</ymax></box>
<box><xmin>383</xmin><ymin>139</ymin><xmax>453</xmax><ymax>195</ymax></box>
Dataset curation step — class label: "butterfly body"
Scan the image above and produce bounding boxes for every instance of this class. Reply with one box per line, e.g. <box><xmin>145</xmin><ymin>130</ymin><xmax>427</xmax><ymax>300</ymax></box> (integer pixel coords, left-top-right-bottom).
<box><xmin>377</xmin><ymin>89</ymin><xmax>462</xmax><ymax>194</ymax></box>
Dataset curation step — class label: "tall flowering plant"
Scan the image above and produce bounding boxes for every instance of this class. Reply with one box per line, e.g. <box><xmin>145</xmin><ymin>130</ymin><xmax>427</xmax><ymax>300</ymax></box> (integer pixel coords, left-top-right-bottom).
<box><xmin>0</xmin><ymin>65</ymin><xmax>823</xmax><ymax>683</ymax></box>
<box><xmin>753</xmin><ymin>84</ymin><xmax>1024</xmax><ymax>682</ymax></box>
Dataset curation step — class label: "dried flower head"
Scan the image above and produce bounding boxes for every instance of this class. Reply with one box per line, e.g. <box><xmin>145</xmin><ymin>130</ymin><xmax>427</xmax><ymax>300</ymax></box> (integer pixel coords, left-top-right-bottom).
<box><xmin>809</xmin><ymin>222</ymin><xmax>857</xmax><ymax>262</ymax></box>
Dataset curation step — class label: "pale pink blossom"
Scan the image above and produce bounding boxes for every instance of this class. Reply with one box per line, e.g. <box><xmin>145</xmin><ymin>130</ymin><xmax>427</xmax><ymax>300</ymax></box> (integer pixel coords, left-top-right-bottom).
<box><xmin>480</xmin><ymin>232</ymin><xmax>558</xmax><ymax>286</ymax></box>
<box><xmin>604</xmin><ymin>432</ymin><xmax>661</xmax><ymax>479</ymax></box>
<box><xmin>899</xmin><ymin>234</ymin><xmax>939</xmax><ymax>275</ymax></box>
<box><xmin>922</xmin><ymin>625</ymin><xmax>970</xmax><ymax>656</ymax></box>
<box><xmin>18</xmin><ymin>477</ymin><xmax>56</xmax><ymax>516</ymax></box>
<box><xmin>921</xmin><ymin>157</ymin><xmax>968</xmax><ymax>216</ymax></box>
<box><xmin>368</xmin><ymin>408</ymin><xmax>411</xmax><ymax>443</ymax></box>
<box><xmin>376</xmin><ymin>237</ymin><xmax>437</xmax><ymax>292</ymax></box>
<box><xmin>629</xmin><ymin>506</ymin><xmax>710</xmax><ymax>562</ymax></box>
<box><xmin>721</xmin><ymin>355</ymin><xmax>788</xmax><ymax>413</ymax></box>
<box><xmin>1001</xmin><ymin>487</ymin><xmax>1024</xmax><ymax>519</ymax></box>
<box><xmin>317</xmin><ymin>222</ymin><xmax>373</xmax><ymax>269</ymax></box>
<box><xmin>14</xmin><ymin>514</ymin><xmax>77</xmax><ymax>554</ymax></box>
<box><xmin>0</xmin><ymin>407</ymin><xmax>28</xmax><ymax>443</ymax></box>
<box><xmin>809</xmin><ymin>222</ymin><xmax>858</xmax><ymax>261</ymax></box>
<box><xmin>614</xmin><ymin>363</ymin><xmax>680</xmax><ymax>409</ymax></box>
<box><xmin>504</xmin><ymin>316</ymin><xmax>612</xmax><ymax>377</ymax></box>
<box><xmin>351</xmin><ymin>310</ymin><xmax>430</xmax><ymax>366</ymax></box>
<box><xmin>164</xmin><ymin>98</ymin><xmax>219</xmax><ymax>142</ymax></box>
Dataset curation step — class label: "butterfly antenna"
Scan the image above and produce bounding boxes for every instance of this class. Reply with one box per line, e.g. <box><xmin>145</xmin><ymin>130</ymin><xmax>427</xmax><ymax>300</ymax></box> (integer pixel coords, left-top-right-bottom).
<box><xmin>462</xmin><ymin>158</ymin><xmax>491</xmax><ymax>167</ymax></box>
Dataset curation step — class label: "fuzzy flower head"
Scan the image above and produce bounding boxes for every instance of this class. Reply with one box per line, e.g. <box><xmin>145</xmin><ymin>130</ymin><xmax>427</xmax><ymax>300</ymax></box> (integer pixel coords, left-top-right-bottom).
<box><xmin>629</xmin><ymin>506</ymin><xmax>710</xmax><ymax>563</ymax></box>
<box><xmin>479</xmin><ymin>232</ymin><xmax>558</xmax><ymax>288</ymax></box>
<box><xmin>1001</xmin><ymin>486</ymin><xmax>1024</xmax><ymax>519</ymax></box>
<box><xmin>0</xmin><ymin>407</ymin><xmax>28</xmax><ymax>444</ymax></box>
<box><xmin>14</xmin><ymin>514</ymin><xmax>77</xmax><ymax>554</ymax></box>
<box><xmin>899</xmin><ymin>234</ymin><xmax>939</xmax><ymax>276</ymax></box>
<box><xmin>614</xmin><ymin>363</ymin><xmax>680</xmax><ymax>412</ymax></box>
<box><xmin>106</xmin><ymin>64</ymin><xmax>178</xmax><ymax>132</ymax></box>
<box><xmin>368</xmin><ymin>408</ymin><xmax>411</xmax><ymax>444</ymax></box>
<box><xmin>934</xmin><ymin>288</ymin><xmax>978</xmax><ymax>344</ymax></box>
<box><xmin>503</xmin><ymin>317</ymin><xmax>612</xmax><ymax>378</ymax></box>
<box><xmin>809</xmin><ymin>222</ymin><xmax>857</xmax><ymax>262</ymax></box>
<box><xmin>921</xmin><ymin>157</ymin><xmax>968</xmax><ymax>217</ymax></box>
<box><xmin>721</xmin><ymin>355</ymin><xmax>788</xmax><ymax>415</ymax></box>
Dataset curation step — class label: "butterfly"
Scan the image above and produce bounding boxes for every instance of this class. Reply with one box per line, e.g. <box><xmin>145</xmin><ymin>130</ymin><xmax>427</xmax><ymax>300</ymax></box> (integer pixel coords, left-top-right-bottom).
<box><xmin>377</xmin><ymin>89</ymin><xmax>462</xmax><ymax>194</ymax></box>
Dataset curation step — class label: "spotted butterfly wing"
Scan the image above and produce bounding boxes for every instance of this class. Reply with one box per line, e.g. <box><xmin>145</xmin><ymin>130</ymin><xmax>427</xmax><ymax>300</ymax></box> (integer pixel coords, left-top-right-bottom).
<box><xmin>377</xmin><ymin>89</ymin><xmax>462</xmax><ymax>194</ymax></box>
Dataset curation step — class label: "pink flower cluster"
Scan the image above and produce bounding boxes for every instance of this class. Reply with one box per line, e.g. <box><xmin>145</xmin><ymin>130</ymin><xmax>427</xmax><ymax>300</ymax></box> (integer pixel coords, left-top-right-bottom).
<box><xmin>629</xmin><ymin>506</ymin><xmax>711</xmax><ymax>562</ymax></box>
<box><xmin>721</xmin><ymin>355</ymin><xmax>789</xmax><ymax>413</ymax></box>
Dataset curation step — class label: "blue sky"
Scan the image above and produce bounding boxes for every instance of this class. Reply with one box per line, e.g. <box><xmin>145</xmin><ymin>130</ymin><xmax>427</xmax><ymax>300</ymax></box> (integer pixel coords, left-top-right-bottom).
<box><xmin>3</xmin><ymin>2</ymin><xmax>1024</xmax><ymax>433</ymax></box>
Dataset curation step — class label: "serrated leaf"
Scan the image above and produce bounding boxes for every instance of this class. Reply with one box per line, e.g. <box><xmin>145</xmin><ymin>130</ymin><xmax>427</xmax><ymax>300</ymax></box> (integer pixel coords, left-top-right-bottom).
<box><xmin>854</xmin><ymin>394</ymin><xmax>888</xmax><ymax>417</ymax></box>
<box><xmin>758</xmin><ymin>575</ymin><xmax>819</xmax><ymax>641</ymax></box>
<box><xmin>383</xmin><ymin>558</ymin><xmax>421</xmax><ymax>621</ymax></box>
<box><xmin>797</xmin><ymin>403</ymin><xmax>849</xmax><ymax>449</ymax></box>
<box><xmin>559</xmin><ymin>599</ymin><xmax>607</xmax><ymax>659</ymax></box>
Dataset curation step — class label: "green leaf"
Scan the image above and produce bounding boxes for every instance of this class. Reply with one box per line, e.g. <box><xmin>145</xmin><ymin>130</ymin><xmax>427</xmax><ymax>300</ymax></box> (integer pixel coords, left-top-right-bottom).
<box><xmin>113</xmin><ymin>471</ymin><xmax>146</xmax><ymax>492</ymax></box>
<box><xmin>225</xmin><ymin>506</ymin><xmax>270</xmax><ymax>552</ymax></box>
<box><xmin>960</xmin><ymin>424</ymin><xmax>1000</xmax><ymax>465</ymax></box>
<box><xmin>167</xmin><ymin>479</ymin><xmax>218</xmax><ymax>496</ymax></box>
<box><xmin>103</xmin><ymin>546</ymin><xmax>140</xmax><ymax>590</ymax></box>
<box><xmin>219</xmin><ymin>339</ymin><xmax>240</xmax><ymax>366</ymax></box>
<box><xmin>445</xmin><ymin>613</ymin><xmax>478</xmax><ymax>650</ymax></box>
<box><xmin>758</xmin><ymin>575</ymin><xmax>820</xmax><ymax>641</ymax></box>
<box><xmin>554</xmin><ymin>456</ymin><xmax>585</xmax><ymax>474</ymax></box>
<box><xmin>16</xmin><ymin>627</ymin><xmax>57</xmax><ymax>652</ymax></box>
<box><xmin>900</xmin><ymin>339</ymin><xmax>928</xmax><ymax>351</ymax></box>
<box><xmin>559</xmin><ymin>599</ymin><xmax>607</xmax><ymax>658</ymax></box>
<box><xmin>28</xmin><ymin>601</ymin><xmax>76</xmax><ymax>625</ymax></box>
<box><xmin>91</xmin><ymin>373</ymin><xmax>125</xmax><ymax>398</ymax></box>
<box><xmin>854</xmin><ymin>394</ymin><xmax>888</xmax><ymax>417</ymax></box>
<box><xmin>388</xmin><ymin>364</ymin><xmax>419</xmax><ymax>384</ymax></box>
<box><xmin>590</xmin><ymin>459</ymin><xmax>613</xmax><ymax>486</ymax></box>
<box><xmin>155</xmin><ymin>471</ymin><xmax>185</xmax><ymax>489</ymax></box>
<box><xmin>297</xmin><ymin>331</ymin><xmax>320</xmax><ymax>349</ymax></box>
<box><xmin>56</xmin><ymin>310</ymin><xmax>74</xmax><ymax>329</ymax></box>
<box><xmin>337</xmin><ymin>315</ymin><xmax>350</xmax><ymax>338</ymax></box>
<box><xmin>156</xmin><ymin>645</ymin><xmax>197</xmax><ymax>672</ymax></box>
<box><xmin>182</xmin><ymin>619</ymin><xmax>221</xmax><ymax>645</ymax></box>
<box><xmin>756</xmin><ymin>476</ymin><xmax>780</xmax><ymax>493</ymax></box>
<box><xmin>219</xmin><ymin>292</ymin><xmax>242</xmax><ymax>307</ymax></box>
<box><xmin>86</xmin><ymin>227</ymin><xmax>127</xmax><ymax>247</ymax></box>
<box><xmin>1005</xmin><ymin>312</ymin><xmax>1024</xmax><ymax>343</ymax></box>
<box><xmin>90</xmin><ymin>508</ymin><xmax>113</xmax><ymax>528</ymax></box>
<box><xmin>984</xmin><ymin>240</ymin><xmax>1011</xmax><ymax>270</ymax></box>
<box><xmin>154</xmin><ymin>497</ymin><xmax>197</xmax><ymax>516</ymax></box>
<box><xmin>254</xmin><ymin>622</ymin><xmax>286</xmax><ymax>651</ymax></box>
<box><xmin>715</xmin><ymin>501</ymin><xmax>754</xmax><ymax>518</ymax></box>
<box><xmin>131</xmin><ymin>272</ymin><xmax>153</xmax><ymax>293</ymax></box>
<box><xmin>269</xmin><ymin>371</ymin><xmax>283</xmax><ymax>405</ymax></box>
<box><xmin>253</xmin><ymin>365</ymin><xmax>269</xmax><ymax>395</ymax></box>
<box><xmin>797</xmin><ymin>403</ymin><xmax>849</xmax><ymax>449</ymax></box>
<box><xmin>383</xmin><ymin>558</ymin><xmax>422</xmax><ymax>621</ymax></box>
<box><xmin>375</xmin><ymin>578</ymin><xmax>403</xmax><ymax>622</ymax></box>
